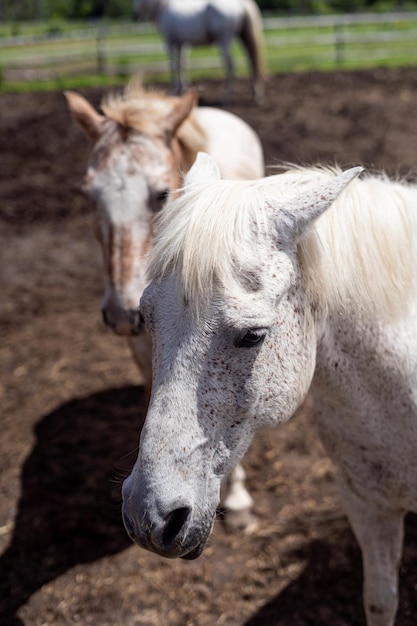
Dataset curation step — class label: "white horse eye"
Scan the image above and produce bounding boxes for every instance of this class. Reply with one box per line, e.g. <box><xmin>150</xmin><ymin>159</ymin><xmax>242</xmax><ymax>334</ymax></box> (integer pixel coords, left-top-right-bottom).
<box><xmin>236</xmin><ymin>328</ymin><xmax>267</xmax><ymax>348</ymax></box>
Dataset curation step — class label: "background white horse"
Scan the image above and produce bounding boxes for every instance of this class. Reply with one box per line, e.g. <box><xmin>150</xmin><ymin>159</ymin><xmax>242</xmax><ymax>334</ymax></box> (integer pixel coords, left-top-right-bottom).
<box><xmin>66</xmin><ymin>88</ymin><xmax>264</xmax><ymax>531</ymax></box>
<box><xmin>122</xmin><ymin>154</ymin><xmax>417</xmax><ymax>626</ymax></box>
<box><xmin>132</xmin><ymin>0</ymin><xmax>265</xmax><ymax>102</ymax></box>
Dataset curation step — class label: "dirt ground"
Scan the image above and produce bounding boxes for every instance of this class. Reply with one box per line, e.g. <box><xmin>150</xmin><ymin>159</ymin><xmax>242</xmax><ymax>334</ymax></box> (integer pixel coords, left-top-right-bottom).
<box><xmin>2</xmin><ymin>68</ymin><xmax>417</xmax><ymax>626</ymax></box>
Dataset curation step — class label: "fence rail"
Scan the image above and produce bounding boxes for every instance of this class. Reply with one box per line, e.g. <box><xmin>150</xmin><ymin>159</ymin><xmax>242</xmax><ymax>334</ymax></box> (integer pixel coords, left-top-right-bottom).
<box><xmin>2</xmin><ymin>12</ymin><xmax>417</xmax><ymax>84</ymax></box>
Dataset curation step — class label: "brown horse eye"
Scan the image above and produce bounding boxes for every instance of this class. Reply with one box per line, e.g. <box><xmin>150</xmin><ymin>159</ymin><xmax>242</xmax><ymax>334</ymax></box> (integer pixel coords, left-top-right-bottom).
<box><xmin>155</xmin><ymin>190</ymin><xmax>169</xmax><ymax>210</ymax></box>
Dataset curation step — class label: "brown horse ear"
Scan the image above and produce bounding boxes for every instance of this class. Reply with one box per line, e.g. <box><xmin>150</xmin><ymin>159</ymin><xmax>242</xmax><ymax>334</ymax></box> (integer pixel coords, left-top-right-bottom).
<box><xmin>64</xmin><ymin>91</ymin><xmax>105</xmax><ymax>142</ymax></box>
<box><xmin>165</xmin><ymin>90</ymin><xmax>198</xmax><ymax>138</ymax></box>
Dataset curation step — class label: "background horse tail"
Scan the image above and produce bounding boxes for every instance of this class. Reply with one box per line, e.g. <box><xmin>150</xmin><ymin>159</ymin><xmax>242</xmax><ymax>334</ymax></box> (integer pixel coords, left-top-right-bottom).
<box><xmin>239</xmin><ymin>0</ymin><xmax>266</xmax><ymax>101</ymax></box>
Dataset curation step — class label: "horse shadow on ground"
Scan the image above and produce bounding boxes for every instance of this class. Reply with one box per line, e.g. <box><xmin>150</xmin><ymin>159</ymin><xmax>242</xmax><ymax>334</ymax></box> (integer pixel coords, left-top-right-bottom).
<box><xmin>2</xmin><ymin>383</ymin><xmax>417</xmax><ymax>626</ymax></box>
<box><xmin>0</xmin><ymin>385</ymin><xmax>147</xmax><ymax>626</ymax></box>
<box><xmin>244</xmin><ymin>513</ymin><xmax>417</xmax><ymax>626</ymax></box>
<box><xmin>245</xmin><ymin>535</ymin><xmax>365</xmax><ymax>626</ymax></box>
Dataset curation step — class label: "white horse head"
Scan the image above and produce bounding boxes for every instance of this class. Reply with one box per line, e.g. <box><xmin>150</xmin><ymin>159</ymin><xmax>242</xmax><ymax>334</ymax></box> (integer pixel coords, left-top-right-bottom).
<box><xmin>122</xmin><ymin>154</ymin><xmax>362</xmax><ymax>557</ymax></box>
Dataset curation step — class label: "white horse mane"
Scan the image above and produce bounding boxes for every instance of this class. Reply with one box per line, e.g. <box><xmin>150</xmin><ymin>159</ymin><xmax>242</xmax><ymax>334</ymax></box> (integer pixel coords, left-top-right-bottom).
<box><xmin>148</xmin><ymin>166</ymin><xmax>417</xmax><ymax>320</ymax></box>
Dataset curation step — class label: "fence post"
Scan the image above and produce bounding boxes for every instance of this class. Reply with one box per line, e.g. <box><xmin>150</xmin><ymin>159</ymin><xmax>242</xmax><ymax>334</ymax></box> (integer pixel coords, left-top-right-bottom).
<box><xmin>334</xmin><ymin>23</ymin><xmax>345</xmax><ymax>64</ymax></box>
<box><xmin>96</xmin><ymin>25</ymin><xmax>106</xmax><ymax>75</ymax></box>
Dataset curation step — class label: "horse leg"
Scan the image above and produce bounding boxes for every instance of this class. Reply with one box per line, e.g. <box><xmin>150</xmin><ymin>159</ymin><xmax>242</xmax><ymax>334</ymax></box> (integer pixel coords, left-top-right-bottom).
<box><xmin>238</xmin><ymin>0</ymin><xmax>266</xmax><ymax>103</ymax></box>
<box><xmin>168</xmin><ymin>42</ymin><xmax>184</xmax><ymax>95</ymax></box>
<box><xmin>222</xmin><ymin>463</ymin><xmax>258</xmax><ymax>534</ymax></box>
<box><xmin>337</xmin><ymin>473</ymin><xmax>404</xmax><ymax>626</ymax></box>
<box><xmin>218</xmin><ymin>40</ymin><xmax>234</xmax><ymax>104</ymax></box>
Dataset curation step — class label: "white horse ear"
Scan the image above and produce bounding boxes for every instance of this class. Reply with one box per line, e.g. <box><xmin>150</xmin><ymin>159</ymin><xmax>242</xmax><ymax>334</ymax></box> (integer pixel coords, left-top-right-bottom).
<box><xmin>183</xmin><ymin>152</ymin><xmax>221</xmax><ymax>193</ymax></box>
<box><xmin>274</xmin><ymin>166</ymin><xmax>364</xmax><ymax>241</ymax></box>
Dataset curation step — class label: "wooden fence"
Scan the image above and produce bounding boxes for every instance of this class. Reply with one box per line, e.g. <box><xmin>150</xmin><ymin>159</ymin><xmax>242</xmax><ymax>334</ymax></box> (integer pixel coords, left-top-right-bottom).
<box><xmin>2</xmin><ymin>12</ymin><xmax>417</xmax><ymax>84</ymax></box>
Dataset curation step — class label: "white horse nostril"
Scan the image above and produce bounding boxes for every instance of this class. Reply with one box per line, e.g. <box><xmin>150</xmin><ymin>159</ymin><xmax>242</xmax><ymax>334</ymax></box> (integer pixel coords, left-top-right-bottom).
<box><xmin>162</xmin><ymin>506</ymin><xmax>192</xmax><ymax>547</ymax></box>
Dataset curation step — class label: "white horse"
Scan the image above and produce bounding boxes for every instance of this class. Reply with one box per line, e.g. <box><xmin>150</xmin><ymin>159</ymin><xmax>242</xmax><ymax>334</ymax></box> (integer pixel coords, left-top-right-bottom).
<box><xmin>122</xmin><ymin>153</ymin><xmax>417</xmax><ymax>626</ymax></box>
<box><xmin>132</xmin><ymin>0</ymin><xmax>265</xmax><ymax>102</ymax></box>
<box><xmin>65</xmin><ymin>88</ymin><xmax>264</xmax><ymax>531</ymax></box>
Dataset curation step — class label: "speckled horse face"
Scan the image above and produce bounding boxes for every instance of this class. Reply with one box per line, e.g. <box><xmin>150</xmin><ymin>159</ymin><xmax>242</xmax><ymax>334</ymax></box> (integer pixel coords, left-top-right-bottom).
<box><xmin>121</xmin><ymin>236</ymin><xmax>317</xmax><ymax>560</ymax></box>
<box><xmin>121</xmin><ymin>155</ymin><xmax>361</xmax><ymax>559</ymax></box>
<box><xmin>121</xmin><ymin>154</ymin><xmax>361</xmax><ymax>559</ymax></box>
<box><xmin>84</xmin><ymin>123</ymin><xmax>176</xmax><ymax>335</ymax></box>
<box><xmin>65</xmin><ymin>89</ymin><xmax>197</xmax><ymax>337</ymax></box>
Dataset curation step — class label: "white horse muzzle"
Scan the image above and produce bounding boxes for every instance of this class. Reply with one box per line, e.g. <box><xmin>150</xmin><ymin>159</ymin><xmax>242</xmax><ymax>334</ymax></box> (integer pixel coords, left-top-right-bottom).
<box><xmin>121</xmin><ymin>475</ymin><xmax>215</xmax><ymax>559</ymax></box>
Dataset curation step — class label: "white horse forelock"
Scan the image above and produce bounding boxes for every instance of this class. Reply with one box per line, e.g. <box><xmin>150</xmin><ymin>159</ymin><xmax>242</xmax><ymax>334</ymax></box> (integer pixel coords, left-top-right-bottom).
<box><xmin>148</xmin><ymin>166</ymin><xmax>417</xmax><ymax>320</ymax></box>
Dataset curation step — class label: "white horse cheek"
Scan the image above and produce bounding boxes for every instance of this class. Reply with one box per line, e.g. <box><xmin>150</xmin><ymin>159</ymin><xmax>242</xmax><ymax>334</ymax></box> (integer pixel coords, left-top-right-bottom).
<box><xmin>122</xmin><ymin>364</ymin><xmax>222</xmax><ymax>558</ymax></box>
<box><xmin>251</xmin><ymin>298</ymin><xmax>316</xmax><ymax>425</ymax></box>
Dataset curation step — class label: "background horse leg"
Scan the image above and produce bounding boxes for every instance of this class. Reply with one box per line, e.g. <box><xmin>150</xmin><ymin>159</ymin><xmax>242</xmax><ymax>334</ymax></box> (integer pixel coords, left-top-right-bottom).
<box><xmin>168</xmin><ymin>42</ymin><xmax>185</xmax><ymax>95</ymax></box>
<box><xmin>222</xmin><ymin>463</ymin><xmax>258</xmax><ymax>533</ymax></box>
<box><xmin>239</xmin><ymin>0</ymin><xmax>266</xmax><ymax>103</ymax></box>
<box><xmin>218</xmin><ymin>39</ymin><xmax>235</xmax><ymax>104</ymax></box>
<box><xmin>337</xmin><ymin>473</ymin><xmax>404</xmax><ymax>626</ymax></box>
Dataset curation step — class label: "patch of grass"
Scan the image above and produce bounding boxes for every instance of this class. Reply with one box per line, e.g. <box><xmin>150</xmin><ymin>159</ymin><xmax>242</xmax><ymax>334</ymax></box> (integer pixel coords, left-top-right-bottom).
<box><xmin>3</xmin><ymin>74</ymin><xmax>125</xmax><ymax>93</ymax></box>
<box><xmin>2</xmin><ymin>16</ymin><xmax>417</xmax><ymax>92</ymax></box>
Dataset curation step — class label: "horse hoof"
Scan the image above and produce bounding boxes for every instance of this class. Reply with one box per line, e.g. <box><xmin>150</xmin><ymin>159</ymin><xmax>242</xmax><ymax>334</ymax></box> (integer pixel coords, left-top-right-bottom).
<box><xmin>223</xmin><ymin>508</ymin><xmax>259</xmax><ymax>535</ymax></box>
